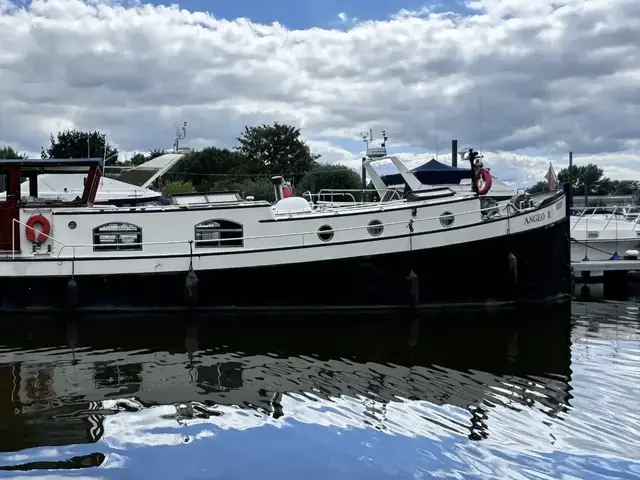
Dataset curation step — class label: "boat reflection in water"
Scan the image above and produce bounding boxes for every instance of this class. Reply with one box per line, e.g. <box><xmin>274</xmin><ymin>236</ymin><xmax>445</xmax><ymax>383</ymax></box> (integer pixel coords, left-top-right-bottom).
<box><xmin>0</xmin><ymin>304</ymin><xmax>572</xmax><ymax>470</ymax></box>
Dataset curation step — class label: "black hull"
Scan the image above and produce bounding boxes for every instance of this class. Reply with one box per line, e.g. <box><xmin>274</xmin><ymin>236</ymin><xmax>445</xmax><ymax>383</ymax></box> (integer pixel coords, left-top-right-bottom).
<box><xmin>0</xmin><ymin>219</ymin><xmax>571</xmax><ymax>312</ymax></box>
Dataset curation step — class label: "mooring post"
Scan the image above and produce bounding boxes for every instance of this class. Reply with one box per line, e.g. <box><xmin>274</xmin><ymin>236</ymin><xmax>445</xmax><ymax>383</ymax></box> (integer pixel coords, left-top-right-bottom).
<box><xmin>603</xmin><ymin>270</ymin><xmax>629</xmax><ymax>299</ymax></box>
<box><xmin>563</xmin><ymin>182</ymin><xmax>572</xmax><ymax>294</ymax></box>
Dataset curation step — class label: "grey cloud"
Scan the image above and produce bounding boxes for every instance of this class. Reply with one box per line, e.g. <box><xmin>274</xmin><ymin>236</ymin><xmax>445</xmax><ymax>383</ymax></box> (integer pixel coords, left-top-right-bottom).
<box><xmin>0</xmin><ymin>0</ymin><xmax>639</xmax><ymax>183</ymax></box>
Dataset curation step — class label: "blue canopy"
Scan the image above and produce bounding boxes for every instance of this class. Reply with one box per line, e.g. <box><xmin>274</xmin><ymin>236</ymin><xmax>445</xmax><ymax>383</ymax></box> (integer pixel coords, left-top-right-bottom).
<box><xmin>381</xmin><ymin>159</ymin><xmax>472</xmax><ymax>186</ymax></box>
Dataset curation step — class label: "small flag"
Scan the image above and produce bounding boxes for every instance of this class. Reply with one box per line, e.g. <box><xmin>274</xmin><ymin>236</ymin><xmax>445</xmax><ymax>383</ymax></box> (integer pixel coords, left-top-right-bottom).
<box><xmin>545</xmin><ymin>162</ymin><xmax>558</xmax><ymax>190</ymax></box>
<box><xmin>283</xmin><ymin>183</ymin><xmax>293</xmax><ymax>198</ymax></box>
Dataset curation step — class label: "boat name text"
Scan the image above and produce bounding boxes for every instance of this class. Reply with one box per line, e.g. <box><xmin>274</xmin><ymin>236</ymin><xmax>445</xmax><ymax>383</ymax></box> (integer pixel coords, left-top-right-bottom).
<box><xmin>524</xmin><ymin>211</ymin><xmax>551</xmax><ymax>225</ymax></box>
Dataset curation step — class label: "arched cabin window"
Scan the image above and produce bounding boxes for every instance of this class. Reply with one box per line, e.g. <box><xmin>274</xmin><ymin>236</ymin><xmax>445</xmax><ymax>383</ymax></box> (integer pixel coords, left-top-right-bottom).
<box><xmin>93</xmin><ymin>222</ymin><xmax>142</xmax><ymax>252</ymax></box>
<box><xmin>195</xmin><ymin>219</ymin><xmax>244</xmax><ymax>248</ymax></box>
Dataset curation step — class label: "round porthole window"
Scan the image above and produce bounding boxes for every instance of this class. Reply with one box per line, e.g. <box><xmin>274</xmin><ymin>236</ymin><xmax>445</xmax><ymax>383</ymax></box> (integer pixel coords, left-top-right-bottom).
<box><xmin>68</xmin><ymin>221</ymin><xmax>77</xmax><ymax>230</ymax></box>
<box><xmin>367</xmin><ymin>219</ymin><xmax>384</xmax><ymax>237</ymax></box>
<box><xmin>439</xmin><ymin>211</ymin><xmax>455</xmax><ymax>227</ymax></box>
<box><xmin>317</xmin><ymin>224</ymin><xmax>334</xmax><ymax>242</ymax></box>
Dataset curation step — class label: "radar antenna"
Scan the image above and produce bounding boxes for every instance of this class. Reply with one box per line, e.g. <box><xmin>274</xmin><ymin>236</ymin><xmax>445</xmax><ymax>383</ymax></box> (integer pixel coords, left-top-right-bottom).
<box><xmin>360</xmin><ymin>131</ymin><xmax>370</xmax><ymax>148</ymax></box>
<box><xmin>173</xmin><ymin>121</ymin><xmax>187</xmax><ymax>152</ymax></box>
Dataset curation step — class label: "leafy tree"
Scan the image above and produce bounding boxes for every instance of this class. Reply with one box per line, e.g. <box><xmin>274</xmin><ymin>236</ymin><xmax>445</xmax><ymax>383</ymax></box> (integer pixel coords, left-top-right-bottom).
<box><xmin>236</xmin><ymin>122</ymin><xmax>320</xmax><ymax>177</ymax></box>
<box><xmin>165</xmin><ymin>147</ymin><xmax>250</xmax><ymax>190</ymax></box>
<box><xmin>557</xmin><ymin>163</ymin><xmax>604</xmax><ymax>195</ymax></box>
<box><xmin>526</xmin><ymin>181</ymin><xmax>549</xmax><ymax>194</ymax></box>
<box><xmin>45</xmin><ymin>129</ymin><xmax>119</xmax><ymax>166</ymax></box>
<box><xmin>162</xmin><ymin>180</ymin><xmax>195</xmax><ymax>197</ymax></box>
<box><xmin>298</xmin><ymin>164</ymin><xmax>362</xmax><ymax>200</ymax></box>
<box><xmin>148</xmin><ymin>149</ymin><xmax>166</xmax><ymax>160</ymax></box>
<box><xmin>0</xmin><ymin>146</ymin><xmax>26</xmax><ymax>159</ymax></box>
<box><xmin>128</xmin><ymin>153</ymin><xmax>148</xmax><ymax>166</ymax></box>
<box><xmin>610</xmin><ymin>180</ymin><xmax>639</xmax><ymax>196</ymax></box>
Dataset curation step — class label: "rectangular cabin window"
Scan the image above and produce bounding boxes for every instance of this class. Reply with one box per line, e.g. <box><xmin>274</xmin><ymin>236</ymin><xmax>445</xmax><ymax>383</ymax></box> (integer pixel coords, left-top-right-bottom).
<box><xmin>195</xmin><ymin>219</ymin><xmax>243</xmax><ymax>248</ymax></box>
<box><xmin>93</xmin><ymin>222</ymin><xmax>143</xmax><ymax>252</ymax></box>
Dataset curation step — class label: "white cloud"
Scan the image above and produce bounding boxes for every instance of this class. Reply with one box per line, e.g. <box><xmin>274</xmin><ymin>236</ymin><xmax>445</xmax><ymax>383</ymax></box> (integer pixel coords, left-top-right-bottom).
<box><xmin>0</xmin><ymin>0</ymin><xmax>639</xmax><ymax>187</ymax></box>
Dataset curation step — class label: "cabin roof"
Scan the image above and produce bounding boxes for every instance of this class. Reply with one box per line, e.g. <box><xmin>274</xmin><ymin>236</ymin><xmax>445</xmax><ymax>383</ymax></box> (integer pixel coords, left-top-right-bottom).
<box><xmin>0</xmin><ymin>157</ymin><xmax>104</xmax><ymax>174</ymax></box>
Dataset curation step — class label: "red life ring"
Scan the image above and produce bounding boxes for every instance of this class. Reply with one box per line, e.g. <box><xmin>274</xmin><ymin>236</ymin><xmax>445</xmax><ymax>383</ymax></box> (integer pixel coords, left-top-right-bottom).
<box><xmin>25</xmin><ymin>214</ymin><xmax>51</xmax><ymax>243</ymax></box>
<box><xmin>476</xmin><ymin>168</ymin><xmax>493</xmax><ymax>195</ymax></box>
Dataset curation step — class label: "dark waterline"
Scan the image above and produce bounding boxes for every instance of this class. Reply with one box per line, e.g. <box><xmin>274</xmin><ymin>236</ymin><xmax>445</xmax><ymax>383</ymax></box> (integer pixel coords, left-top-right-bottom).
<box><xmin>0</xmin><ymin>302</ymin><xmax>638</xmax><ymax>479</ymax></box>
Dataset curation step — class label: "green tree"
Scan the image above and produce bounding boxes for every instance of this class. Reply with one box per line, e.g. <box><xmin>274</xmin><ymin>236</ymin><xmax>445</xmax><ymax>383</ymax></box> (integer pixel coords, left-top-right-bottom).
<box><xmin>526</xmin><ymin>181</ymin><xmax>549</xmax><ymax>194</ymax></box>
<box><xmin>162</xmin><ymin>180</ymin><xmax>195</xmax><ymax>197</ymax></box>
<box><xmin>148</xmin><ymin>149</ymin><xmax>166</xmax><ymax>160</ymax></box>
<box><xmin>236</xmin><ymin>122</ymin><xmax>320</xmax><ymax>177</ymax></box>
<box><xmin>298</xmin><ymin>164</ymin><xmax>362</xmax><ymax>200</ymax></box>
<box><xmin>557</xmin><ymin>163</ymin><xmax>605</xmax><ymax>195</ymax></box>
<box><xmin>45</xmin><ymin>129</ymin><xmax>119</xmax><ymax>166</ymax></box>
<box><xmin>165</xmin><ymin>147</ymin><xmax>250</xmax><ymax>190</ymax></box>
<box><xmin>611</xmin><ymin>180</ymin><xmax>639</xmax><ymax>196</ymax></box>
<box><xmin>128</xmin><ymin>153</ymin><xmax>148</xmax><ymax>166</ymax></box>
<box><xmin>0</xmin><ymin>146</ymin><xmax>26</xmax><ymax>159</ymax></box>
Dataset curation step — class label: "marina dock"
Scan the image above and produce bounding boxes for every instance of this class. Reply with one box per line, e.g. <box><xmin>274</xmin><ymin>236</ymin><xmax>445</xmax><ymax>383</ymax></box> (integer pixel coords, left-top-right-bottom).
<box><xmin>571</xmin><ymin>258</ymin><xmax>640</xmax><ymax>297</ymax></box>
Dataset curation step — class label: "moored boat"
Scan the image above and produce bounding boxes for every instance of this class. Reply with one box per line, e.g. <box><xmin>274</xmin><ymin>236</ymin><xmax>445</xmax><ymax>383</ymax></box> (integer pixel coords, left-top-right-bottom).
<box><xmin>0</xmin><ymin>155</ymin><xmax>570</xmax><ymax>311</ymax></box>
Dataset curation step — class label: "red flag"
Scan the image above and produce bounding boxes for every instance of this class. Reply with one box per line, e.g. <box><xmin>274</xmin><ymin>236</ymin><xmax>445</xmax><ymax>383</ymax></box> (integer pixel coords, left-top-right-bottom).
<box><xmin>545</xmin><ymin>163</ymin><xmax>558</xmax><ymax>190</ymax></box>
<box><xmin>283</xmin><ymin>183</ymin><xmax>293</xmax><ymax>198</ymax></box>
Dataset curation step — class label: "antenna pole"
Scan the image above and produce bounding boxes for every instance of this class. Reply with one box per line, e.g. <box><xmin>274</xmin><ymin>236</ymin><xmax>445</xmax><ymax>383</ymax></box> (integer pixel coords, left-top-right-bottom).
<box><xmin>479</xmin><ymin>95</ymin><xmax>483</xmax><ymax>154</ymax></box>
<box><xmin>174</xmin><ymin>121</ymin><xmax>188</xmax><ymax>152</ymax></box>
<box><xmin>434</xmin><ymin>113</ymin><xmax>438</xmax><ymax>161</ymax></box>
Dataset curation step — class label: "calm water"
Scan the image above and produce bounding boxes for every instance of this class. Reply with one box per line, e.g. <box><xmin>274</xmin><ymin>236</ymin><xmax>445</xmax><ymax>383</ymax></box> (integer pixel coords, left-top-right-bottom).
<box><xmin>0</xmin><ymin>303</ymin><xmax>638</xmax><ymax>479</ymax></box>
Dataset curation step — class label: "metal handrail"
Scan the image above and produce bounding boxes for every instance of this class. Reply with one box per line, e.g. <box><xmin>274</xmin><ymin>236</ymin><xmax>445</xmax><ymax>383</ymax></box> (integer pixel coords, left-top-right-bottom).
<box><xmin>51</xmin><ymin>200</ymin><xmax>527</xmax><ymax>258</ymax></box>
<box><xmin>302</xmin><ymin>187</ymin><xmax>403</xmax><ymax>205</ymax></box>
<box><xmin>570</xmin><ymin>204</ymin><xmax>640</xmax><ymax>232</ymax></box>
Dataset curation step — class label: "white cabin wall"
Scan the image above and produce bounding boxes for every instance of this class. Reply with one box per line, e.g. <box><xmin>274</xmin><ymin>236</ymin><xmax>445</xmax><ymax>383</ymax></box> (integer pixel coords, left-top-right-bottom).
<box><xmin>16</xmin><ymin>197</ymin><xmax>484</xmax><ymax>258</ymax></box>
<box><xmin>48</xmin><ymin>204</ymin><xmax>274</xmax><ymax>257</ymax></box>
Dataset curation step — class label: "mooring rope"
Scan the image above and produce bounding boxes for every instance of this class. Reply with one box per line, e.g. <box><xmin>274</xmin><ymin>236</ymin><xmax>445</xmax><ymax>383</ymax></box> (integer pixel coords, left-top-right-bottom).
<box><xmin>570</xmin><ymin>238</ymin><xmax>619</xmax><ymax>256</ymax></box>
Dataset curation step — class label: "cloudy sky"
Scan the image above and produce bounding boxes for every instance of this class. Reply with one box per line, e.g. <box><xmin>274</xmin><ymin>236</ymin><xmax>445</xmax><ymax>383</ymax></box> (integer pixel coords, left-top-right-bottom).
<box><xmin>0</xmin><ymin>0</ymin><xmax>639</xmax><ymax>186</ymax></box>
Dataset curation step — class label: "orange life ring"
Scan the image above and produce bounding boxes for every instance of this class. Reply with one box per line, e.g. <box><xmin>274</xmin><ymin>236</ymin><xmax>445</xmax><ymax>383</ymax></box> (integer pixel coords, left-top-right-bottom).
<box><xmin>25</xmin><ymin>214</ymin><xmax>51</xmax><ymax>243</ymax></box>
<box><xmin>476</xmin><ymin>168</ymin><xmax>493</xmax><ymax>195</ymax></box>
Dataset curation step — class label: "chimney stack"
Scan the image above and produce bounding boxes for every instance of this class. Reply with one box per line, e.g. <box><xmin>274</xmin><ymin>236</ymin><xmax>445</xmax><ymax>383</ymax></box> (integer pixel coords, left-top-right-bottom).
<box><xmin>451</xmin><ymin>140</ymin><xmax>458</xmax><ymax>167</ymax></box>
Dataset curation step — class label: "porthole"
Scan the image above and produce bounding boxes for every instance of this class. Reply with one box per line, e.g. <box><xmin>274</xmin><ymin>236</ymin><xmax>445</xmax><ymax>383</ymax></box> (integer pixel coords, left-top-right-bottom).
<box><xmin>68</xmin><ymin>221</ymin><xmax>77</xmax><ymax>230</ymax></box>
<box><xmin>367</xmin><ymin>219</ymin><xmax>384</xmax><ymax>237</ymax></box>
<box><xmin>439</xmin><ymin>211</ymin><xmax>455</xmax><ymax>227</ymax></box>
<box><xmin>317</xmin><ymin>224</ymin><xmax>334</xmax><ymax>242</ymax></box>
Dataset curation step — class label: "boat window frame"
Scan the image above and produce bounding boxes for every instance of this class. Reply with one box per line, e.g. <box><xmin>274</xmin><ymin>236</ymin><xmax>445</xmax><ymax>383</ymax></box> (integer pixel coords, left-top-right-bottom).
<box><xmin>367</xmin><ymin>219</ymin><xmax>384</xmax><ymax>237</ymax></box>
<box><xmin>93</xmin><ymin>222</ymin><xmax>143</xmax><ymax>252</ymax></box>
<box><xmin>317</xmin><ymin>224</ymin><xmax>334</xmax><ymax>242</ymax></box>
<box><xmin>194</xmin><ymin>218</ymin><xmax>244</xmax><ymax>248</ymax></box>
<box><xmin>439</xmin><ymin>211</ymin><xmax>455</xmax><ymax>228</ymax></box>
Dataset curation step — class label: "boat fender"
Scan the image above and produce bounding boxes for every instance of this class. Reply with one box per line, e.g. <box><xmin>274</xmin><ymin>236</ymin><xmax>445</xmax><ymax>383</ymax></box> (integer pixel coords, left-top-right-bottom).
<box><xmin>476</xmin><ymin>168</ymin><xmax>492</xmax><ymax>196</ymax></box>
<box><xmin>184</xmin><ymin>269</ymin><xmax>199</xmax><ymax>307</ymax></box>
<box><xmin>66</xmin><ymin>277</ymin><xmax>79</xmax><ymax>310</ymax></box>
<box><xmin>25</xmin><ymin>214</ymin><xmax>51</xmax><ymax>243</ymax></box>
<box><xmin>406</xmin><ymin>270</ymin><xmax>419</xmax><ymax>306</ymax></box>
<box><xmin>507</xmin><ymin>252</ymin><xmax>518</xmax><ymax>288</ymax></box>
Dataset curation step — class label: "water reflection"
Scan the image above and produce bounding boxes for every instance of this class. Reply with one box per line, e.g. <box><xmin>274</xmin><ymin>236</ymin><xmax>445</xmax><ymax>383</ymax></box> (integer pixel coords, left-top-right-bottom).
<box><xmin>0</xmin><ymin>304</ymin><xmax>573</xmax><ymax>460</ymax></box>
